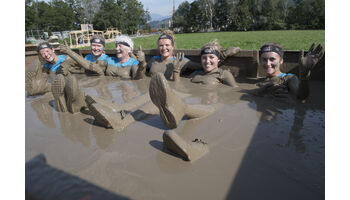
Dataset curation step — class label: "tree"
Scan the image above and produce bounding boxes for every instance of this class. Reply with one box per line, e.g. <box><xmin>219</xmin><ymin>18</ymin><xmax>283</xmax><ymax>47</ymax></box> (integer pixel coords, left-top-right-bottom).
<box><xmin>123</xmin><ymin>0</ymin><xmax>150</xmax><ymax>34</ymax></box>
<box><xmin>92</xmin><ymin>0</ymin><xmax>149</xmax><ymax>34</ymax></box>
<box><xmin>187</xmin><ymin>1</ymin><xmax>206</xmax><ymax>32</ymax></box>
<box><xmin>287</xmin><ymin>0</ymin><xmax>309</xmax><ymax>29</ymax></box>
<box><xmin>25</xmin><ymin>0</ymin><xmax>39</xmax><ymax>30</ymax></box>
<box><xmin>81</xmin><ymin>0</ymin><xmax>101</xmax><ymax>24</ymax></box>
<box><xmin>92</xmin><ymin>0</ymin><xmax>120</xmax><ymax>30</ymax></box>
<box><xmin>259</xmin><ymin>0</ymin><xmax>282</xmax><ymax>30</ymax></box>
<box><xmin>199</xmin><ymin>0</ymin><xmax>215</xmax><ymax>30</ymax></box>
<box><xmin>214</xmin><ymin>0</ymin><xmax>231</xmax><ymax>31</ymax></box>
<box><xmin>173</xmin><ymin>1</ymin><xmax>191</xmax><ymax>32</ymax></box>
<box><xmin>231</xmin><ymin>0</ymin><xmax>253</xmax><ymax>31</ymax></box>
<box><xmin>309</xmin><ymin>0</ymin><xmax>325</xmax><ymax>29</ymax></box>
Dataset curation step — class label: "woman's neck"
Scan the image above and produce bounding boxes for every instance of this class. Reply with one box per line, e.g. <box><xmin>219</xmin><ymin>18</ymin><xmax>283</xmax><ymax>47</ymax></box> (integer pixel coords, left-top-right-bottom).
<box><xmin>50</xmin><ymin>55</ymin><xmax>59</xmax><ymax>65</ymax></box>
<box><xmin>119</xmin><ymin>55</ymin><xmax>130</xmax><ymax>64</ymax></box>
<box><xmin>161</xmin><ymin>55</ymin><xmax>172</xmax><ymax>61</ymax></box>
<box><xmin>93</xmin><ymin>53</ymin><xmax>103</xmax><ymax>61</ymax></box>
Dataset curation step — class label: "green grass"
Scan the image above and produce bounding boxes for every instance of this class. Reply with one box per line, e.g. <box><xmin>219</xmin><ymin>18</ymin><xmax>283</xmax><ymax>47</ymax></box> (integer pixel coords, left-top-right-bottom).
<box><xmin>101</xmin><ymin>30</ymin><xmax>324</xmax><ymax>51</ymax></box>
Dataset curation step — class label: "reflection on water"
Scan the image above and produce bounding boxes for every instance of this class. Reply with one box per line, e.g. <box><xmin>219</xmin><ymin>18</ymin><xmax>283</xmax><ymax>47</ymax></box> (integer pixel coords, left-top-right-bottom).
<box><xmin>241</xmin><ymin>90</ymin><xmax>324</xmax><ymax>154</ymax></box>
<box><xmin>30</xmin><ymin>95</ymin><xmax>56</xmax><ymax>128</ymax></box>
<box><xmin>91</xmin><ymin>125</ymin><xmax>120</xmax><ymax>150</ymax></box>
<box><xmin>26</xmin><ymin>74</ymin><xmax>325</xmax><ymax>200</ymax></box>
<box><xmin>287</xmin><ymin>103</ymin><xmax>307</xmax><ymax>153</ymax></box>
<box><xmin>225</xmin><ymin>81</ymin><xmax>325</xmax><ymax>199</ymax></box>
<box><xmin>57</xmin><ymin>112</ymin><xmax>91</xmax><ymax>148</ymax></box>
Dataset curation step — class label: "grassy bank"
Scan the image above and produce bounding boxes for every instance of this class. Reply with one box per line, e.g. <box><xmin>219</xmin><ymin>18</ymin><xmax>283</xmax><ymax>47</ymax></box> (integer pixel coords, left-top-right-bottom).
<box><xmin>102</xmin><ymin>30</ymin><xmax>324</xmax><ymax>51</ymax></box>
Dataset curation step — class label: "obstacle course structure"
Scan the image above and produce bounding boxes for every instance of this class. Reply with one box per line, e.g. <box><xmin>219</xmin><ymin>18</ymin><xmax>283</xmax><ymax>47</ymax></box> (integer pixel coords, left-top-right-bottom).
<box><xmin>69</xmin><ymin>24</ymin><xmax>121</xmax><ymax>49</ymax></box>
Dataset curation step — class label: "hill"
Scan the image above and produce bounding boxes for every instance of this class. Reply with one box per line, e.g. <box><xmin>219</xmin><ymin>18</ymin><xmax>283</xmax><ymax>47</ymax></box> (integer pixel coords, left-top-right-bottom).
<box><xmin>148</xmin><ymin>18</ymin><xmax>170</xmax><ymax>29</ymax></box>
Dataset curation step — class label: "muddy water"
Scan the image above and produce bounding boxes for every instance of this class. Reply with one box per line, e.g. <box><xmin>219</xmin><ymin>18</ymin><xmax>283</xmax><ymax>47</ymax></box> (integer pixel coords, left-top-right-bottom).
<box><xmin>26</xmin><ymin>71</ymin><xmax>325</xmax><ymax>199</ymax></box>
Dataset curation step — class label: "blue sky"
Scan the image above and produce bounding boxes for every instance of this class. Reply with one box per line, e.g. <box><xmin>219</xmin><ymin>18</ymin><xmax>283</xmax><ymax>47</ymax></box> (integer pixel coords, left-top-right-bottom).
<box><xmin>42</xmin><ymin>0</ymin><xmax>195</xmax><ymax>17</ymax></box>
<box><xmin>139</xmin><ymin>0</ymin><xmax>195</xmax><ymax>16</ymax></box>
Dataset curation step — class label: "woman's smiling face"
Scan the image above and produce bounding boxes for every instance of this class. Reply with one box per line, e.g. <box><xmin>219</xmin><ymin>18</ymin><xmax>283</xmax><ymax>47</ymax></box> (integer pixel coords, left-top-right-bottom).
<box><xmin>201</xmin><ymin>53</ymin><xmax>220</xmax><ymax>72</ymax></box>
<box><xmin>260</xmin><ymin>52</ymin><xmax>283</xmax><ymax>77</ymax></box>
<box><xmin>158</xmin><ymin>39</ymin><xmax>174</xmax><ymax>60</ymax></box>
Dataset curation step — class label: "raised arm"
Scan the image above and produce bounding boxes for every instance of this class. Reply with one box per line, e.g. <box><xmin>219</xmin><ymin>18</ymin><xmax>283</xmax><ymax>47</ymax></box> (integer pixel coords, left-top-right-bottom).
<box><xmin>58</xmin><ymin>44</ymin><xmax>105</xmax><ymax>75</ymax></box>
<box><xmin>133</xmin><ymin>46</ymin><xmax>147</xmax><ymax>80</ymax></box>
<box><xmin>288</xmin><ymin>43</ymin><xmax>324</xmax><ymax>100</ymax></box>
<box><xmin>173</xmin><ymin>52</ymin><xmax>186</xmax><ymax>82</ymax></box>
<box><xmin>219</xmin><ymin>46</ymin><xmax>240</xmax><ymax>66</ymax></box>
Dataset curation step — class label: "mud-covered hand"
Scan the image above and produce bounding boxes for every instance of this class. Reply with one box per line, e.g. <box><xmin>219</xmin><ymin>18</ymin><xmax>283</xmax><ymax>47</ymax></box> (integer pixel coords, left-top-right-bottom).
<box><xmin>256</xmin><ymin>77</ymin><xmax>283</xmax><ymax>88</ymax></box>
<box><xmin>173</xmin><ymin>52</ymin><xmax>186</xmax><ymax>73</ymax></box>
<box><xmin>299</xmin><ymin>43</ymin><xmax>324</xmax><ymax>80</ymax></box>
<box><xmin>56</xmin><ymin>61</ymin><xmax>71</xmax><ymax>76</ymax></box>
<box><xmin>267</xmin><ymin>84</ymin><xmax>289</xmax><ymax>98</ymax></box>
<box><xmin>58</xmin><ymin>44</ymin><xmax>72</xmax><ymax>54</ymax></box>
<box><xmin>96</xmin><ymin>60</ymin><xmax>107</xmax><ymax>68</ymax></box>
<box><xmin>135</xmin><ymin>45</ymin><xmax>146</xmax><ymax>64</ymax></box>
<box><xmin>223</xmin><ymin>46</ymin><xmax>240</xmax><ymax>58</ymax></box>
<box><xmin>56</xmin><ymin>66</ymin><xmax>69</xmax><ymax>76</ymax></box>
<box><xmin>255</xmin><ymin>77</ymin><xmax>285</xmax><ymax>96</ymax></box>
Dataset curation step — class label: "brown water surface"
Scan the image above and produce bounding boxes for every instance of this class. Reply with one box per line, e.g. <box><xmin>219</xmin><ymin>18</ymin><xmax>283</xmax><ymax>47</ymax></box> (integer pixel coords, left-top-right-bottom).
<box><xmin>26</xmin><ymin>71</ymin><xmax>325</xmax><ymax>199</ymax></box>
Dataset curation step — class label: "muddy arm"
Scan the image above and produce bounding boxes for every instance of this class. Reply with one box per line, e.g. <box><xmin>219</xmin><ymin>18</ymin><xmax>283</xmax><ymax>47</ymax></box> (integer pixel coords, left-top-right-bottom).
<box><xmin>133</xmin><ymin>61</ymin><xmax>147</xmax><ymax>80</ymax></box>
<box><xmin>221</xmin><ymin>70</ymin><xmax>238</xmax><ymax>88</ymax></box>
<box><xmin>173</xmin><ymin>52</ymin><xmax>186</xmax><ymax>82</ymax></box>
<box><xmin>286</xmin><ymin>75</ymin><xmax>310</xmax><ymax>100</ymax></box>
<box><xmin>133</xmin><ymin>46</ymin><xmax>147</xmax><ymax>79</ymax></box>
<box><xmin>59</xmin><ymin>44</ymin><xmax>105</xmax><ymax>75</ymax></box>
<box><xmin>219</xmin><ymin>46</ymin><xmax>241</xmax><ymax>66</ymax></box>
<box><xmin>64</xmin><ymin>56</ymin><xmax>85</xmax><ymax>74</ymax></box>
<box><xmin>289</xmin><ymin>43</ymin><xmax>324</xmax><ymax>100</ymax></box>
<box><xmin>106</xmin><ymin>65</ymin><xmax>127</xmax><ymax>78</ymax></box>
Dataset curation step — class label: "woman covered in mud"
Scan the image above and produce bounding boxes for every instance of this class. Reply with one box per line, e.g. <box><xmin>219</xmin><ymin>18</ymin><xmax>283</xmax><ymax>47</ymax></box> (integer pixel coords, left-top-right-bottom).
<box><xmin>59</xmin><ymin>35</ymin><xmax>144</xmax><ymax>79</ymax></box>
<box><xmin>58</xmin><ymin>35</ymin><xmax>111</xmax><ymax>76</ymax></box>
<box><xmin>135</xmin><ymin>30</ymin><xmax>240</xmax><ymax>81</ymax></box>
<box><xmin>254</xmin><ymin>42</ymin><xmax>323</xmax><ymax>100</ymax></box>
<box><xmin>140</xmin><ymin>41</ymin><xmax>240</xmax><ymax>162</ymax></box>
<box><xmin>173</xmin><ymin>40</ymin><xmax>238</xmax><ymax>88</ymax></box>
<box><xmin>25</xmin><ymin>42</ymin><xmax>87</xmax><ymax>113</ymax></box>
<box><xmin>26</xmin><ymin>42</ymin><xmax>83</xmax><ymax>96</ymax></box>
<box><xmin>87</xmin><ymin>40</ymin><xmax>239</xmax><ymax>131</ymax></box>
<box><xmin>26</xmin><ymin>42</ymin><xmax>57</xmax><ymax>96</ymax></box>
<box><xmin>148</xmin><ymin>40</ymin><xmax>240</xmax><ymax>129</ymax></box>
<box><xmin>149</xmin><ymin>42</ymin><xmax>324</xmax><ymax>162</ymax></box>
<box><xmin>104</xmin><ymin>35</ymin><xmax>142</xmax><ymax>79</ymax></box>
<box><xmin>134</xmin><ymin>29</ymin><xmax>203</xmax><ymax>80</ymax></box>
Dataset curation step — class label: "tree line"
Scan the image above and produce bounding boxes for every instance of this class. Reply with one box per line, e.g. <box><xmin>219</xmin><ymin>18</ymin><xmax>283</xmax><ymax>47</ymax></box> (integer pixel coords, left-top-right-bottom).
<box><xmin>172</xmin><ymin>0</ymin><xmax>324</xmax><ymax>32</ymax></box>
<box><xmin>25</xmin><ymin>0</ymin><xmax>324</xmax><ymax>35</ymax></box>
<box><xmin>25</xmin><ymin>0</ymin><xmax>150</xmax><ymax>35</ymax></box>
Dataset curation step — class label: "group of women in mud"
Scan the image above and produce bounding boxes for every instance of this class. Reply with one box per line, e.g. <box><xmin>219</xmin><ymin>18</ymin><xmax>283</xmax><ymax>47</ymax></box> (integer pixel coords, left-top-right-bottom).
<box><xmin>26</xmin><ymin>29</ymin><xmax>323</xmax><ymax>162</ymax></box>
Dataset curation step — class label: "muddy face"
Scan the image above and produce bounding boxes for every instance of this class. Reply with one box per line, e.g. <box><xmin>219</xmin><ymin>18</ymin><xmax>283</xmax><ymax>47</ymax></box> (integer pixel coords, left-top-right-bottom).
<box><xmin>260</xmin><ymin>52</ymin><xmax>283</xmax><ymax>77</ymax></box>
<box><xmin>39</xmin><ymin>48</ymin><xmax>57</xmax><ymax>63</ymax></box>
<box><xmin>201</xmin><ymin>54</ymin><xmax>220</xmax><ymax>73</ymax></box>
<box><xmin>91</xmin><ymin>43</ymin><xmax>104</xmax><ymax>58</ymax></box>
<box><xmin>158</xmin><ymin>39</ymin><xmax>174</xmax><ymax>60</ymax></box>
<box><xmin>115</xmin><ymin>43</ymin><xmax>130</xmax><ymax>61</ymax></box>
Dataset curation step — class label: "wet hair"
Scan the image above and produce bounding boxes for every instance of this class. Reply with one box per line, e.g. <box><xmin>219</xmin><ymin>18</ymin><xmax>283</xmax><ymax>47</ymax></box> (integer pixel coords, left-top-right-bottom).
<box><xmin>158</xmin><ymin>29</ymin><xmax>175</xmax><ymax>48</ymax></box>
<box><xmin>200</xmin><ymin>40</ymin><xmax>222</xmax><ymax>59</ymax></box>
<box><xmin>260</xmin><ymin>42</ymin><xmax>284</xmax><ymax>58</ymax></box>
<box><xmin>37</xmin><ymin>42</ymin><xmax>53</xmax><ymax>52</ymax></box>
<box><xmin>115</xmin><ymin>35</ymin><xmax>134</xmax><ymax>52</ymax></box>
<box><xmin>90</xmin><ymin>35</ymin><xmax>105</xmax><ymax>46</ymax></box>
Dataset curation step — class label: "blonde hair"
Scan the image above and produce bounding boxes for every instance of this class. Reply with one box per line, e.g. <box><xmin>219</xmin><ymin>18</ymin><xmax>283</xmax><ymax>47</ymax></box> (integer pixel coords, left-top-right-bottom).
<box><xmin>158</xmin><ymin>29</ymin><xmax>176</xmax><ymax>49</ymax></box>
<box><xmin>201</xmin><ymin>39</ymin><xmax>222</xmax><ymax>52</ymax></box>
